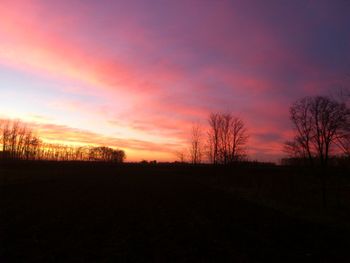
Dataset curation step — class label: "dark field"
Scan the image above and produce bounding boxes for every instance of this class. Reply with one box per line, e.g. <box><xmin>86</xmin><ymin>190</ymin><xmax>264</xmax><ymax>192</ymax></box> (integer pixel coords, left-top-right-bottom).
<box><xmin>1</xmin><ymin>163</ymin><xmax>350</xmax><ymax>262</ymax></box>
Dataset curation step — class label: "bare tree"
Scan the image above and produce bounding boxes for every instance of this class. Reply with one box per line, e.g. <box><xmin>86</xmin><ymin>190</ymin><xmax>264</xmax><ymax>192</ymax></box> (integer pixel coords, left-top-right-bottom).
<box><xmin>207</xmin><ymin>113</ymin><xmax>221</xmax><ymax>164</ymax></box>
<box><xmin>284</xmin><ymin>139</ymin><xmax>306</xmax><ymax>159</ymax></box>
<box><xmin>174</xmin><ymin>149</ymin><xmax>187</xmax><ymax>163</ymax></box>
<box><xmin>229</xmin><ymin>117</ymin><xmax>249</xmax><ymax>162</ymax></box>
<box><xmin>218</xmin><ymin>113</ymin><xmax>231</xmax><ymax>164</ymax></box>
<box><xmin>311</xmin><ymin>96</ymin><xmax>349</xmax><ymax>165</ymax></box>
<box><xmin>335</xmin><ymin>133</ymin><xmax>350</xmax><ymax>157</ymax></box>
<box><xmin>287</xmin><ymin>96</ymin><xmax>349</xmax><ymax>166</ymax></box>
<box><xmin>189</xmin><ymin>123</ymin><xmax>203</xmax><ymax>164</ymax></box>
<box><xmin>2</xmin><ymin>120</ymin><xmax>10</xmax><ymax>153</ymax></box>
<box><xmin>207</xmin><ymin>113</ymin><xmax>248</xmax><ymax>164</ymax></box>
<box><xmin>289</xmin><ymin>98</ymin><xmax>314</xmax><ymax>163</ymax></box>
<box><xmin>332</xmin><ymin>86</ymin><xmax>350</xmax><ymax>157</ymax></box>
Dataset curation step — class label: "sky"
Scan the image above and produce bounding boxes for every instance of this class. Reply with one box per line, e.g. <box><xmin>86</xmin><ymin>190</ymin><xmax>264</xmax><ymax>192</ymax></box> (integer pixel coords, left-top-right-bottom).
<box><xmin>0</xmin><ymin>0</ymin><xmax>349</xmax><ymax>162</ymax></box>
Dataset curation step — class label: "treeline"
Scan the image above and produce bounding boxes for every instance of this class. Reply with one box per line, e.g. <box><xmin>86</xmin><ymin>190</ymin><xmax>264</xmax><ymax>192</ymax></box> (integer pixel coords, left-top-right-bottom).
<box><xmin>0</xmin><ymin>119</ymin><xmax>125</xmax><ymax>162</ymax></box>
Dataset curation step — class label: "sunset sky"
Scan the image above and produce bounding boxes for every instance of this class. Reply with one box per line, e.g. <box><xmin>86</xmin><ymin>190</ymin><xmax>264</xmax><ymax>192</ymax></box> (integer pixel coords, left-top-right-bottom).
<box><xmin>0</xmin><ymin>0</ymin><xmax>349</xmax><ymax>162</ymax></box>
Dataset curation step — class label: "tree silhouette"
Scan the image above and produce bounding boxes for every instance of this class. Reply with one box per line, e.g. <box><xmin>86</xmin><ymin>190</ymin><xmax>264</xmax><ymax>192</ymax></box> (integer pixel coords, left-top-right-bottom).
<box><xmin>189</xmin><ymin>123</ymin><xmax>203</xmax><ymax>164</ymax></box>
<box><xmin>333</xmin><ymin>87</ymin><xmax>350</xmax><ymax>157</ymax></box>
<box><xmin>207</xmin><ymin>113</ymin><xmax>248</xmax><ymax>164</ymax></box>
<box><xmin>174</xmin><ymin>149</ymin><xmax>187</xmax><ymax>163</ymax></box>
<box><xmin>207</xmin><ymin>113</ymin><xmax>221</xmax><ymax>164</ymax></box>
<box><xmin>287</xmin><ymin>96</ymin><xmax>349</xmax><ymax>166</ymax></box>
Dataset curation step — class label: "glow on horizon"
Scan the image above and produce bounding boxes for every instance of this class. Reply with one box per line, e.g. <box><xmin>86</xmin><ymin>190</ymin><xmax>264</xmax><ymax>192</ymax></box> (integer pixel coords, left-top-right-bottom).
<box><xmin>0</xmin><ymin>0</ymin><xmax>349</xmax><ymax>162</ymax></box>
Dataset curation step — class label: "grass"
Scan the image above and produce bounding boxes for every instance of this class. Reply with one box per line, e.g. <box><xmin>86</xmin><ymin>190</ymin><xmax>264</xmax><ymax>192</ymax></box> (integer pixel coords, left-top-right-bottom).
<box><xmin>1</xmin><ymin>162</ymin><xmax>350</xmax><ymax>262</ymax></box>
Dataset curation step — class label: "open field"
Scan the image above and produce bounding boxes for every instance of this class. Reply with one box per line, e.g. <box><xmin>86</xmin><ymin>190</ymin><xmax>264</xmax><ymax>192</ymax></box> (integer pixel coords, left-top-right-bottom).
<box><xmin>1</xmin><ymin>162</ymin><xmax>350</xmax><ymax>262</ymax></box>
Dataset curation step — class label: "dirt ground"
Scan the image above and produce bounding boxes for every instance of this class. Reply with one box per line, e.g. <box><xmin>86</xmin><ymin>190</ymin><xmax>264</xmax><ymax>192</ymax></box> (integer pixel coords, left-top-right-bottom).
<box><xmin>1</xmin><ymin>164</ymin><xmax>349</xmax><ymax>262</ymax></box>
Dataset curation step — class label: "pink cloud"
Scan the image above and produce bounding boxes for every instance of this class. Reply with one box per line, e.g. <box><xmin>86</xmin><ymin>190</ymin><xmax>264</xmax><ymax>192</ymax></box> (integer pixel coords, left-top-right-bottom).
<box><xmin>1</xmin><ymin>0</ymin><xmax>348</xmax><ymax>162</ymax></box>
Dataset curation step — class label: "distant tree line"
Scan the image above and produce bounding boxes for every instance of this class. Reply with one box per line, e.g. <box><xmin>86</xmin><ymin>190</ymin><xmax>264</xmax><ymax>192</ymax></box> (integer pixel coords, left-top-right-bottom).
<box><xmin>0</xmin><ymin>119</ymin><xmax>126</xmax><ymax>163</ymax></box>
